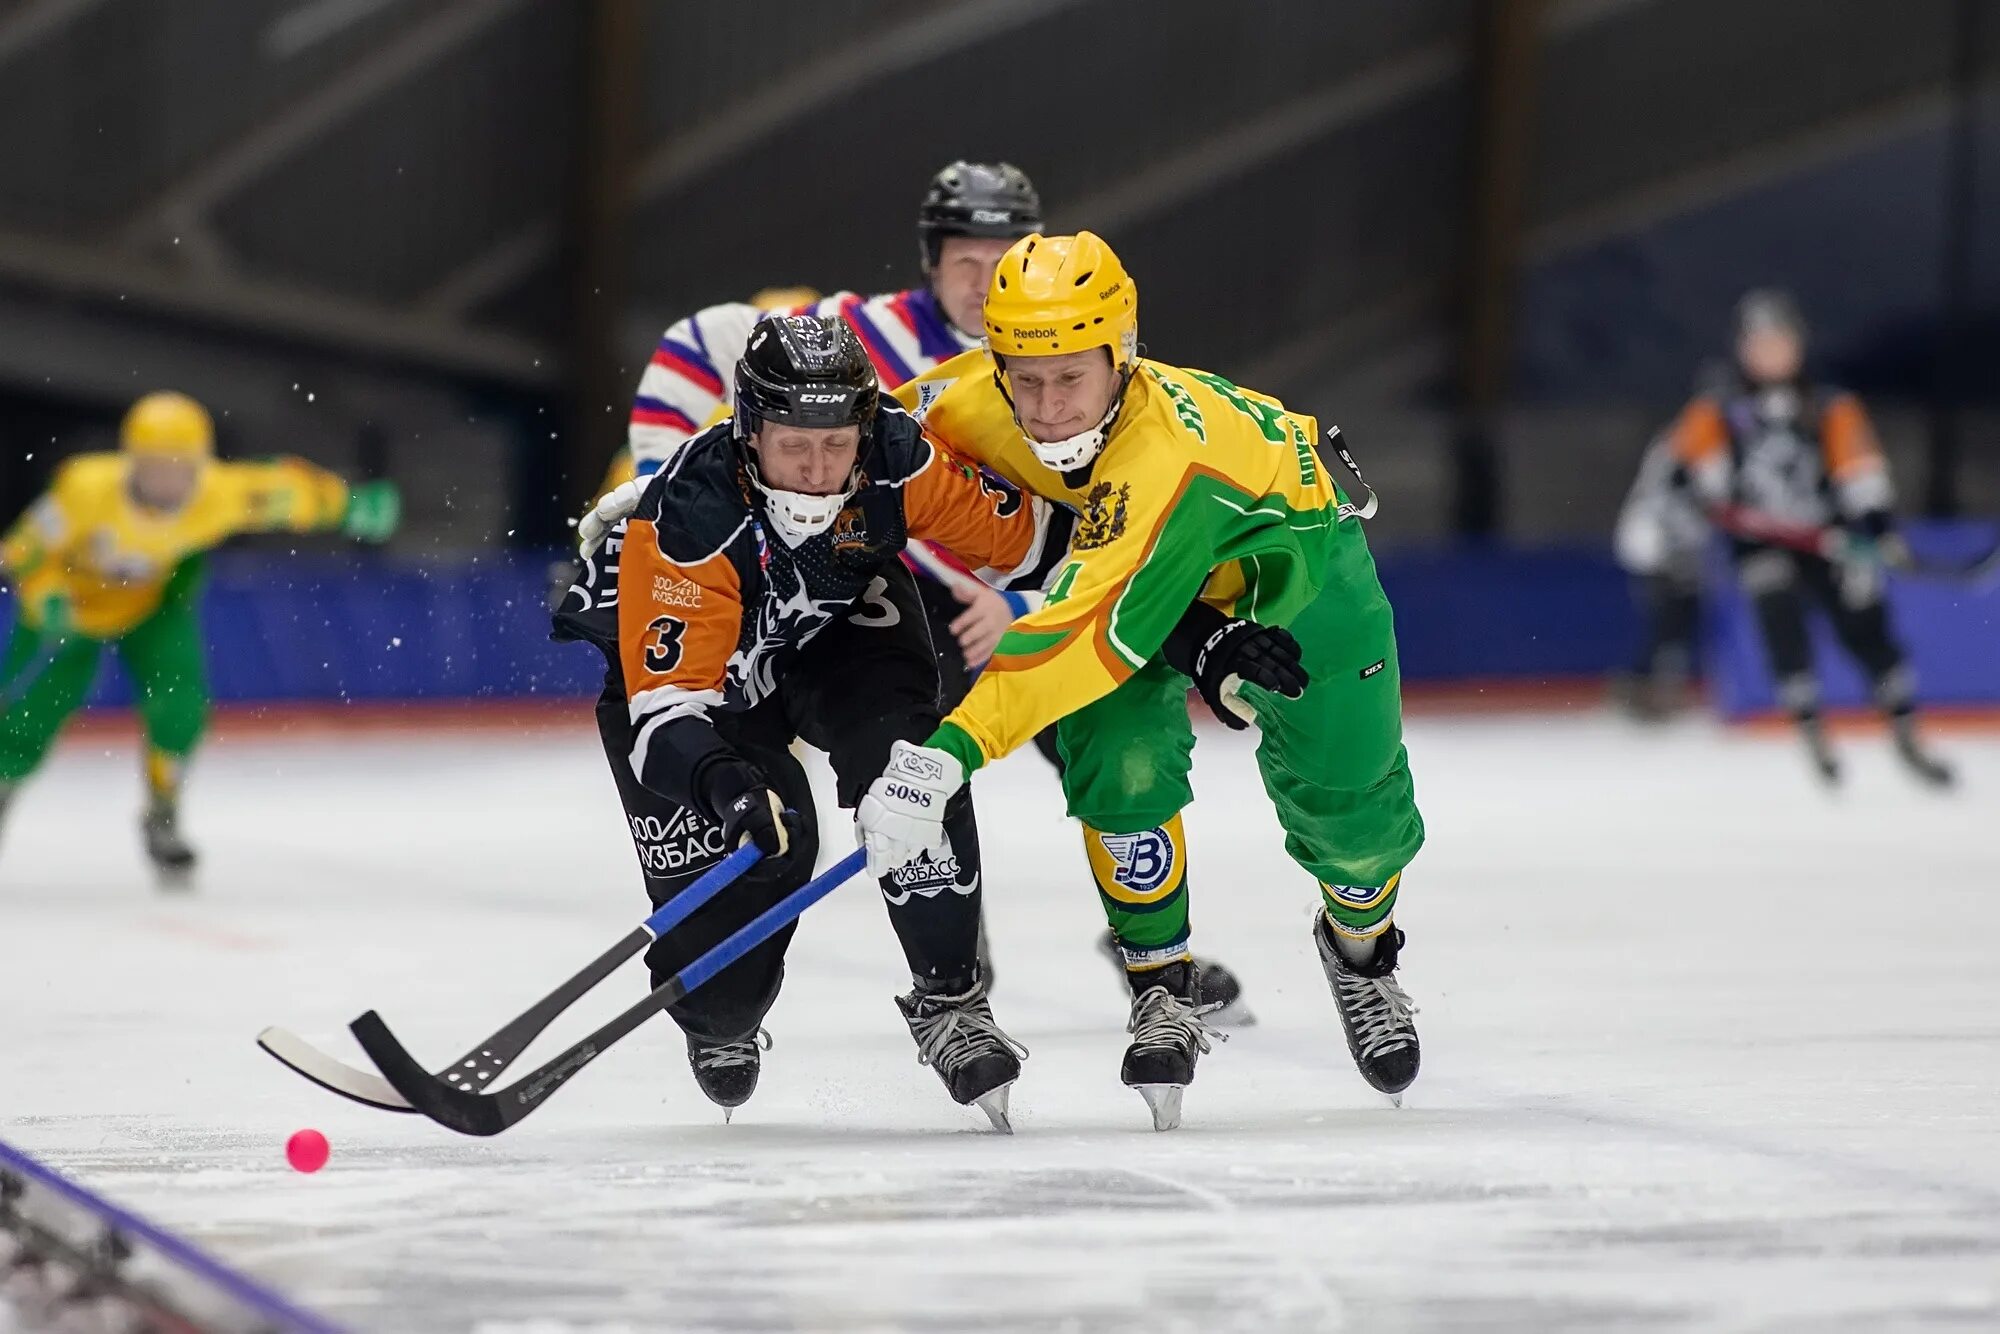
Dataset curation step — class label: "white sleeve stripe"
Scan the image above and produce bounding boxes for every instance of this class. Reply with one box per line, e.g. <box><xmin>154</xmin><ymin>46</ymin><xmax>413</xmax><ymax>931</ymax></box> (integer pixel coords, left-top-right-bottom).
<box><xmin>628</xmin><ymin>684</ymin><xmax>726</xmax><ymax>728</ymax></box>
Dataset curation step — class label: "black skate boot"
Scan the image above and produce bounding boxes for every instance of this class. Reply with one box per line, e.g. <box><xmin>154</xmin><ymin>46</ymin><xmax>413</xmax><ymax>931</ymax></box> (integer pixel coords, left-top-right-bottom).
<box><xmin>1314</xmin><ymin>914</ymin><xmax>1420</xmax><ymax>1103</ymax></box>
<box><xmin>142</xmin><ymin>795</ymin><xmax>197</xmax><ymax>885</ymax></box>
<box><xmin>686</xmin><ymin>1028</ymin><xmax>771</xmax><ymax>1122</ymax></box>
<box><xmin>1890</xmin><ymin>714</ymin><xmax>1954</xmax><ymax>788</ymax></box>
<box><xmin>895</xmin><ymin>975</ymin><xmax>1026</xmax><ymax>1133</ymax></box>
<box><xmin>1120</xmin><ymin>961</ymin><xmax>1222</xmax><ymax>1132</ymax></box>
<box><xmin>1098</xmin><ymin>931</ymin><xmax>1255</xmax><ymax>1027</ymax></box>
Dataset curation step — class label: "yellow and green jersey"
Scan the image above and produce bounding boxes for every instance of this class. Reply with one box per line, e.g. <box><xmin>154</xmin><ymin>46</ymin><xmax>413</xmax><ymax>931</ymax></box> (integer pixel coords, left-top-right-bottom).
<box><xmin>893</xmin><ymin>349</ymin><xmax>1356</xmax><ymax>774</ymax></box>
<box><xmin>2</xmin><ymin>453</ymin><xmax>352</xmax><ymax>638</ymax></box>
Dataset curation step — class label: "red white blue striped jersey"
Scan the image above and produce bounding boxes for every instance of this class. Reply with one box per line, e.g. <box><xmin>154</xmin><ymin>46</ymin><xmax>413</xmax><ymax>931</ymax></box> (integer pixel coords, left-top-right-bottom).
<box><xmin>627</xmin><ymin>286</ymin><xmax>978</xmax><ymax>473</ymax></box>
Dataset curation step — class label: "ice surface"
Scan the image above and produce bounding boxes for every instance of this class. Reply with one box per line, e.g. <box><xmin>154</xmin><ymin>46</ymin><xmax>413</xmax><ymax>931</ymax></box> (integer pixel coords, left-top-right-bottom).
<box><xmin>4</xmin><ymin>713</ymin><xmax>1998</xmax><ymax>1332</ymax></box>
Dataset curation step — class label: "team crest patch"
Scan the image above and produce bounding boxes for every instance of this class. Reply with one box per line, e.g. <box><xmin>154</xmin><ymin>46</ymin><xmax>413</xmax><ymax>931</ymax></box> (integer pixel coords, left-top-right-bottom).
<box><xmin>1100</xmin><ymin>827</ymin><xmax>1176</xmax><ymax>896</ymax></box>
<box><xmin>830</xmin><ymin>506</ymin><xmax>872</xmax><ymax>555</ymax></box>
<box><xmin>1074</xmin><ymin>481</ymin><xmax>1131</xmax><ymax>551</ymax></box>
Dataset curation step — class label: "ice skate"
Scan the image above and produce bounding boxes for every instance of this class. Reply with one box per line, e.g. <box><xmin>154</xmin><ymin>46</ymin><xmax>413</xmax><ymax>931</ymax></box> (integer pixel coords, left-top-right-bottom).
<box><xmin>1798</xmin><ymin>715</ymin><xmax>1841</xmax><ymax>786</ymax></box>
<box><xmin>1314</xmin><ymin>915</ymin><xmax>1420</xmax><ymax>1105</ymax></box>
<box><xmin>1098</xmin><ymin>930</ymin><xmax>1255</xmax><ymax>1027</ymax></box>
<box><xmin>686</xmin><ymin>1028</ymin><xmax>771</xmax><ymax>1121</ymax></box>
<box><xmin>1890</xmin><ymin>715</ymin><xmax>1954</xmax><ymax>789</ymax></box>
<box><xmin>1120</xmin><ymin>961</ymin><xmax>1221</xmax><ymax>1131</ymax></box>
<box><xmin>895</xmin><ymin>975</ymin><xmax>1026</xmax><ymax>1132</ymax></box>
<box><xmin>142</xmin><ymin>795</ymin><xmax>197</xmax><ymax>886</ymax></box>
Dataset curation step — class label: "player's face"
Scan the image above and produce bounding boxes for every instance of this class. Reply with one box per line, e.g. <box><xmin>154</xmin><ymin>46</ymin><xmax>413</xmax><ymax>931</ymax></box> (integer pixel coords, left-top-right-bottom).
<box><xmin>1005</xmin><ymin>349</ymin><xmax>1118</xmax><ymax>443</ymax></box>
<box><xmin>932</xmin><ymin>235</ymin><xmax>1014</xmax><ymax>336</ymax></box>
<box><xmin>753</xmin><ymin>422</ymin><xmax>861</xmax><ymax>494</ymax></box>
<box><xmin>129</xmin><ymin>455</ymin><xmax>202</xmax><ymax>512</ymax></box>
<box><xmin>1737</xmin><ymin>325</ymin><xmax>1803</xmax><ymax>383</ymax></box>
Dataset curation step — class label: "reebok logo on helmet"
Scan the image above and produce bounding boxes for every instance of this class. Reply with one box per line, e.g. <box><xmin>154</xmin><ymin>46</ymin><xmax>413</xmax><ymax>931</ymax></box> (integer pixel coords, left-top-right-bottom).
<box><xmin>1012</xmin><ymin>326</ymin><xmax>1057</xmax><ymax>339</ymax></box>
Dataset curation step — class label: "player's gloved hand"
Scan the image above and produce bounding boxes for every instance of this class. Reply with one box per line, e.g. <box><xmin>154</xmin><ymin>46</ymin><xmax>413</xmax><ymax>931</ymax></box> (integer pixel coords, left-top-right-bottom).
<box><xmin>1194</xmin><ymin>619</ymin><xmax>1308</xmax><ymax>728</ymax></box>
<box><xmin>341</xmin><ymin>481</ymin><xmax>401</xmax><ymax>543</ymax></box>
<box><xmin>701</xmin><ymin>759</ymin><xmax>803</xmax><ymax>868</ymax></box>
<box><xmin>856</xmin><ymin>739</ymin><xmax>963</xmax><ymax>876</ymax></box>
<box><xmin>578</xmin><ymin>476</ymin><xmax>646</xmax><ymax>559</ymax></box>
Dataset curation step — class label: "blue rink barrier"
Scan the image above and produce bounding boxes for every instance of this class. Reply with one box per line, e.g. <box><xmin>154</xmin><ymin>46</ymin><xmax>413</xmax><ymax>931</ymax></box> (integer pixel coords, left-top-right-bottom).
<box><xmin>0</xmin><ymin>1134</ymin><xmax>342</xmax><ymax>1332</ymax></box>
<box><xmin>0</xmin><ymin>545</ymin><xmax>1651</xmax><ymax>707</ymax></box>
<box><xmin>1703</xmin><ymin>520</ymin><xmax>2000</xmax><ymax>719</ymax></box>
<box><xmin>54</xmin><ymin>536</ymin><xmax>1993</xmax><ymax>709</ymax></box>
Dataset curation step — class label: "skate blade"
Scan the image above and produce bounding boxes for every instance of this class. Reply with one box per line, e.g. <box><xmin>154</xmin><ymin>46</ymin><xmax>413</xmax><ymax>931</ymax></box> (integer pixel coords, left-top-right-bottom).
<box><xmin>971</xmin><ymin>1082</ymin><xmax>1015</xmax><ymax>1134</ymax></box>
<box><xmin>723</xmin><ymin>1107</ymin><xmax>734</xmax><ymax>1125</ymax></box>
<box><xmin>153</xmin><ymin>865</ymin><xmax>197</xmax><ymax>893</ymax></box>
<box><xmin>1134</xmin><ymin>1084</ymin><xmax>1184</xmax><ymax>1132</ymax></box>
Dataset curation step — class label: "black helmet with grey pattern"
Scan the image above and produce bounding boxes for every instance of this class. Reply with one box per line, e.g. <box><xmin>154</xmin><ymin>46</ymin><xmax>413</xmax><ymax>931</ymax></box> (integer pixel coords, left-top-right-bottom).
<box><xmin>917</xmin><ymin>160</ymin><xmax>1043</xmax><ymax>275</ymax></box>
<box><xmin>733</xmin><ymin>314</ymin><xmax>880</xmax><ymax>441</ymax></box>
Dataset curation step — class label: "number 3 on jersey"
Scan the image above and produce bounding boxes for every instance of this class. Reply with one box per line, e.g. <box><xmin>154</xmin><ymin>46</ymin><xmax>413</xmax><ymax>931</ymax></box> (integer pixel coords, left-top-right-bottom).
<box><xmin>643</xmin><ymin>615</ymin><xmax>687</xmax><ymax>673</ymax></box>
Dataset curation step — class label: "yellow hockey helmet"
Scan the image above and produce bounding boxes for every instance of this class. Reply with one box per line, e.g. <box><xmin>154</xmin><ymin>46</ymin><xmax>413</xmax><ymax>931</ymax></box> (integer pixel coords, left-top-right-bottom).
<box><xmin>749</xmin><ymin>286</ymin><xmax>821</xmax><ymax>313</ymax></box>
<box><xmin>121</xmin><ymin>391</ymin><xmax>214</xmax><ymax>459</ymax></box>
<box><xmin>983</xmin><ymin>232</ymin><xmax>1138</xmax><ymax>368</ymax></box>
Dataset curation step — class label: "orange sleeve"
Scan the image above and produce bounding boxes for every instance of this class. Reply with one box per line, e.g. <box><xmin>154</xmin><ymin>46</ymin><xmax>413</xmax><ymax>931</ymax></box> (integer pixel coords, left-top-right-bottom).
<box><xmin>1667</xmin><ymin>397</ymin><xmax>1729</xmax><ymax>468</ymax></box>
<box><xmin>617</xmin><ymin>516</ymin><xmax>743</xmax><ymax>719</ymax></box>
<box><xmin>1820</xmin><ymin>395</ymin><xmax>1884</xmax><ymax>479</ymax></box>
<box><xmin>902</xmin><ymin>440</ymin><xmax>1043</xmax><ymax>576</ymax></box>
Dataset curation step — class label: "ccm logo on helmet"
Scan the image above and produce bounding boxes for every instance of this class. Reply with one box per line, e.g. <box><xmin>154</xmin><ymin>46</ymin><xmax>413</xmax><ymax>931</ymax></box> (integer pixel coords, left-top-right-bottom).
<box><xmin>797</xmin><ymin>392</ymin><xmax>850</xmax><ymax>404</ymax></box>
<box><xmin>1011</xmin><ymin>326</ymin><xmax>1058</xmax><ymax>339</ymax></box>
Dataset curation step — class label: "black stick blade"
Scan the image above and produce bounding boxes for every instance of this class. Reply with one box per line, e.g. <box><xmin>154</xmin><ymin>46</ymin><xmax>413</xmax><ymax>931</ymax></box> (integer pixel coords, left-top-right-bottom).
<box><xmin>350</xmin><ymin>1011</ymin><xmax>508</xmax><ymax>1137</ymax></box>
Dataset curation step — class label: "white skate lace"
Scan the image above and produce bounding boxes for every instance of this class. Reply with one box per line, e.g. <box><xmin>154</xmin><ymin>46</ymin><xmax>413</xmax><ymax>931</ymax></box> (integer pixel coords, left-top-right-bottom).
<box><xmin>1126</xmin><ymin>987</ymin><xmax>1225</xmax><ymax>1056</ymax></box>
<box><xmin>907</xmin><ymin>986</ymin><xmax>1029</xmax><ymax>1074</ymax></box>
<box><xmin>1336</xmin><ymin>971</ymin><xmax>1418</xmax><ymax>1060</ymax></box>
<box><xmin>694</xmin><ymin>1028</ymin><xmax>772</xmax><ymax>1071</ymax></box>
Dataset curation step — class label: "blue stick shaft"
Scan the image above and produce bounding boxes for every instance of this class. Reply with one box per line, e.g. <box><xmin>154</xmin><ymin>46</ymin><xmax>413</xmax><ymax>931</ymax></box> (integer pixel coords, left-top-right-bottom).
<box><xmin>640</xmin><ymin>840</ymin><xmax>764</xmax><ymax>940</ymax></box>
<box><xmin>671</xmin><ymin>849</ymin><xmax>868</xmax><ymax>996</ymax></box>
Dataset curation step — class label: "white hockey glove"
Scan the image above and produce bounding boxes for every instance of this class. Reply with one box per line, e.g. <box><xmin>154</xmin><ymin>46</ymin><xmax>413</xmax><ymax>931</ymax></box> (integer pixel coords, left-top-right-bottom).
<box><xmin>856</xmin><ymin>739</ymin><xmax>964</xmax><ymax>877</ymax></box>
<box><xmin>577</xmin><ymin>477</ymin><xmax>648</xmax><ymax>558</ymax></box>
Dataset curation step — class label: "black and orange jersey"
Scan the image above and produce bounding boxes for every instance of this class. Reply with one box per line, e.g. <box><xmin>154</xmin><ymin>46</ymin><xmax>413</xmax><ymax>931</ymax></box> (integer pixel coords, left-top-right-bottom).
<box><xmin>554</xmin><ymin>402</ymin><xmax>1070</xmax><ymax>806</ymax></box>
<box><xmin>1666</xmin><ymin>382</ymin><xmax>1893</xmax><ymax>536</ymax></box>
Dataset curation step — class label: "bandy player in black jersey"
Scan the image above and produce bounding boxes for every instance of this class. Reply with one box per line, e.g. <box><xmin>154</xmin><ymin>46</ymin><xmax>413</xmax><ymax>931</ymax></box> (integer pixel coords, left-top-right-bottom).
<box><xmin>555</xmin><ymin>316</ymin><xmax>1074</xmax><ymax>1129</ymax></box>
<box><xmin>1667</xmin><ymin>290</ymin><xmax>1953</xmax><ymax>786</ymax></box>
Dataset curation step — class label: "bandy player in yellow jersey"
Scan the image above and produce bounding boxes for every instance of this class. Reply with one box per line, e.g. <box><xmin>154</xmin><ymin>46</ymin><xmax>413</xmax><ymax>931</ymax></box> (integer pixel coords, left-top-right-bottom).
<box><xmin>857</xmin><ymin>233</ymin><xmax>1426</xmax><ymax>1128</ymax></box>
<box><xmin>0</xmin><ymin>391</ymin><xmax>400</xmax><ymax>880</ymax></box>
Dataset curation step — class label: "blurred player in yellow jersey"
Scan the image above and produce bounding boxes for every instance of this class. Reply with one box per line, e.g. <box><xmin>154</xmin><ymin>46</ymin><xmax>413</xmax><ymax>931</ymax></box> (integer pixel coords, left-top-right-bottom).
<box><xmin>0</xmin><ymin>391</ymin><xmax>400</xmax><ymax>880</ymax></box>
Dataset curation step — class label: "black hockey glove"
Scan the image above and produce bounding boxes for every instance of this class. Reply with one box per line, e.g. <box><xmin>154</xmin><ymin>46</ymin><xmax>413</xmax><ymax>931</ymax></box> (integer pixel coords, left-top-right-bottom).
<box><xmin>1162</xmin><ymin>601</ymin><xmax>1309</xmax><ymax>730</ymax></box>
<box><xmin>697</xmin><ymin>758</ymin><xmax>803</xmax><ymax>868</ymax></box>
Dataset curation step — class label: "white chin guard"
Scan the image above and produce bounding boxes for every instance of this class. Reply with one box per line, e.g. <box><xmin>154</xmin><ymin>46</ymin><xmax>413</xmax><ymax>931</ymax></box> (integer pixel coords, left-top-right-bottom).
<box><xmin>758</xmin><ymin>483</ymin><xmax>849</xmax><ymax>546</ymax></box>
<box><xmin>1028</xmin><ymin>425</ymin><xmax>1107</xmax><ymax>473</ymax></box>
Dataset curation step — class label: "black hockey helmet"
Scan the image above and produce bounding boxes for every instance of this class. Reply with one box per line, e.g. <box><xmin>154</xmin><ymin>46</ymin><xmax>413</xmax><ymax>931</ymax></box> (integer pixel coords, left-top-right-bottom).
<box><xmin>733</xmin><ymin>315</ymin><xmax>880</xmax><ymax>441</ymax></box>
<box><xmin>917</xmin><ymin>160</ymin><xmax>1043</xmax><ymax>274</ymax></box>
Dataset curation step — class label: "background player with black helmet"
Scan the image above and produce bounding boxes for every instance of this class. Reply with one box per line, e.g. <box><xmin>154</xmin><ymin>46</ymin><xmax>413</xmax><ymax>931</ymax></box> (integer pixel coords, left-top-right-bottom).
<box><xmin>555</xmin><ymin>315</ymin><xmax>1074</xmax><ymax>1129</ymax></box>
<box><xmin>583</xmin><ymin>161</ymin><xmax>1254</xmax><ymax>1020</ymax></box>
<box><xmin>1666</xmin><ymin>290</ymin><xmax>1953</xmax><ymax>786</ymax></box>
